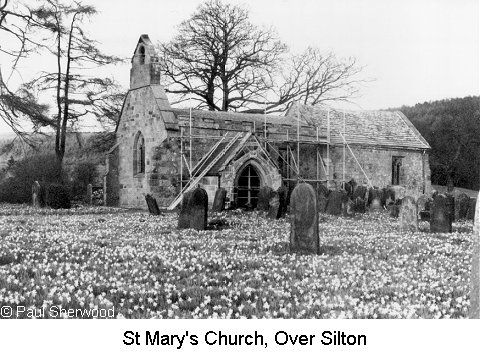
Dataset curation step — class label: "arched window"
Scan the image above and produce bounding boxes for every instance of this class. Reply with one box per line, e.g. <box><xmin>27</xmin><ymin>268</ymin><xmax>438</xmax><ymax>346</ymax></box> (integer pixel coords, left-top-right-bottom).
<box><xmin>133</xmin><ymin>132</ymin><xmax>145</xmax><ymax>175</ymax></box>
<box><xmin>138</xmin><ymin>46</ymin><xmax>145</xmax><ymax>65</ymax></box>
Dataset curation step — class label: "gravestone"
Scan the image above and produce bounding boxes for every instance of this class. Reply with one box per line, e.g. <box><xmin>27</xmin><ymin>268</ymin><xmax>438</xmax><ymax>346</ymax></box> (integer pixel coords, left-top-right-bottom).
<box><xmin>384</xmin><ymin>187</ymin><xmax>396</xmax><ymax>206</ymax></box>
<box><xmin>317</xmin><ymin>193</ymin><xmax>329</xmax><ymax>213</ymax></box>
<box><xmin>469</xmin><ymin>194</ymin><xmax>480</xmax><ymax>318</ymax></box>
<box><xmin>257</xmin><ymin>186</ymin><xmax>273</xmax><ymax>211</ymax></box>
<box><xmin>388</xmin><ymin>199</ymin><xmax>401</xmax><ymax>218</ymax></box>
<box><xmin>32</xmin><ymin>181</ymin><xmax>41</xmax><ymax>208</ymax></box>
<box><xmin>326</xmin><ymin>190</ymin><xmax>346</xmax><ymax>216</ymax></box>
<box><xmin>390</xmin><ymin>185</ymin><xmax>406</xmax><ymax>202</ymax></box>
<box><xmin>368</xmin><ymin>188</ymin><xmax>383</xmax><ymax>211</ymax></box>
<box><xmin>289</xmin><ymin>183</ymin><xmax>319</xmax><ymax>254</ymax></box>
<box><xmin>353</xmin><ymin>185</ymin><xmax>367</xmax><ymax>201</ymax></box>
<box><xmin>457</xmin><ymin>193</ymin><xmax>470</xmax><ymax>220</ymax></box>
<box><xmin>145</xmin><ymin>194</ymin><xmax>161</xmax><ymax>215</ymax></box>
<box><xmin>178</xmin><ymin>191</ymin><xmax>194</xmax><ymax>229</ymax></box>
<box><xmin>276</xmin><ymin>185</ymin><xmax>288</xmax><ymax>218</ymax></box>
<box><xmin>399</xmin><ymin>196</ymin><xmax>418</xmax><ymax>231</ymax></box>
<box><xmin>430</xmin><ymin>195</ymin><xmax>452</xmax><ymax>233</ymax></box>
<box><xmin>354</xmin><ymin>197</ymin><xmax>366</xmax><ymax>213</ymax></box>
<box><xmin>417</xmin><ymin>195</ymin><xmax>429</xmax><ymax>212</ymax></box>
<box><xmin>467</xmin><ymin>197</ymin><xmax>476</xmax><ymax>220</ymax></box>
<box><xmin>267</xmin><ymin>192</ymin><xmax>281</xmax><ymax>219</ymax></box>
<box><xmin>212</xmin><ymin>187</ymin><xmax>227</xmax><ymax>213</ymax></box>
<box><xmin>189</xmin><ymin>187</ymin><xmax>208</xmax><ymax>230</ymax></box>
<box><xmin>446</xmin><ymin>194</ymin><xmax>455</xmax><ymax>224</ymax></box>
<box><xmin>317</xmin><ymin>184</ymin><xmax>330</xmax><ymax>198</ymax></box>
<box><xmin>343</xmin><ymin>198</ymin><xmax>355</xmax><ymax>217</ymax></box>
<box><xmin>86</xmin><ymin>184</ymin><xmax>93</xmax><ymax>205</ymax></box>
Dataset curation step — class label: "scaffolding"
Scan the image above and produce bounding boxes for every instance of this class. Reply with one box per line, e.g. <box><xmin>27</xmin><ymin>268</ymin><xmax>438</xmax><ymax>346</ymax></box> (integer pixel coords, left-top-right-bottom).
<box><xmin>170</xmin><ymin>104</ymin><xmax>373</xmax><ymax>209</ymax></box>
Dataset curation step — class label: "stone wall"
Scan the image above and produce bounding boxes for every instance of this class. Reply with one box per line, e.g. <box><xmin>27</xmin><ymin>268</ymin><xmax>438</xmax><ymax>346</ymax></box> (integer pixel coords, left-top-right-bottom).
<box><xmin>116</xmin><ymin>86</ymin><xmax>171</xmax><ymax>209</ymax></box>
<box><xmin>104</xmin><ymin>144</ymin><xmax>119</xmax><ymax>206</ymax></box>
<box><xmin>328</xmin><ymin>145</ymin><xmax>431</xmax><ymax>197</ymax></box>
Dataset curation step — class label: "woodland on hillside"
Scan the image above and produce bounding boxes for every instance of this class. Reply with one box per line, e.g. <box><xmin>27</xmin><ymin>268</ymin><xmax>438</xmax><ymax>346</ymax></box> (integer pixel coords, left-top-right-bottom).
<box><xmin>399</xmin><ymin>96</ymin><xmax>480</xmax><ymax>191</ymax></box>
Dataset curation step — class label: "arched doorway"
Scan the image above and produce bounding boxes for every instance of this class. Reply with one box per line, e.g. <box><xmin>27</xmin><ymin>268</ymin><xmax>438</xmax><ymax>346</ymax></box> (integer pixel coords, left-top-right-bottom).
<box><xmin>236</xmin><ymin>164</ymin><xmax>261</xmax><ymax>209</ymax></box>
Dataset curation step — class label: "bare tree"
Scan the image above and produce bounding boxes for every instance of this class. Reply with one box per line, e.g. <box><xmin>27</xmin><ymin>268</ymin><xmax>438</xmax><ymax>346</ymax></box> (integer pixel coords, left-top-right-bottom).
<box><xmin>1</xmin><ymin>0</ymin><xmax>124</xmax><ymax>172</ymax></box>
<box><xmin>158</xmin><ymin>0</ymin><xmax>365</xmax><ymax>114</ymax></box>
<box><xmin>0</xmin><ymin>0</ymin><xmax>51</xmax><ymax>143</ymax></box>
<box><xmin>159</xmin><ymin>0</ymin><xmax>286</xmax><ymax>112</ymax></box>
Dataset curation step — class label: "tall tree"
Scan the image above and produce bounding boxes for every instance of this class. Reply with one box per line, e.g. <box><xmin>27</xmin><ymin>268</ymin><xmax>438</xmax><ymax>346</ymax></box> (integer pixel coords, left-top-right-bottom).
<box><xmin>1</xmin><ymin>0</ymin><xmax>124</xmax><ymax>168</ymax></box>
<box><xmin>159</xmin><ymin>0</ymin><xmax>364</xmax><ymax>113</ymax></box>
<box><xmin>401</xmin><ymin>96</ymin><xmax>480</xmax><ymax>190</ymax></box>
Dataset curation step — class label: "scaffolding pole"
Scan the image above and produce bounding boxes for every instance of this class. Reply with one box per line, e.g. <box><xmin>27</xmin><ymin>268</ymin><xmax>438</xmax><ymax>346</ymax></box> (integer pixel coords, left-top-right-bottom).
<box><xmin>327</xmin><ymin>109</ymin><xmax>330</xmax><ymax>188</ymax></box>
<box><xmin>343</xmin><ymin>110</ymin><xmax>346</xmax><ymax>189</ymax></box>
<box><xmin>180</xmin><ymin>127</ymin><xmax>183</xmax><ymax>192</ymax></box>
<box><xmin>189</xmin><ymin>104</ymin><xmax>192</xmax><ymax>172</ymax></box>
<box><xmin>316</xmin><ymin>126</ymin><xmax>319</xmax><ymax>191</ymax></box>
<box><xmin>296</xmin><ymin>105</ymin><xmax>300</xmax><ymax>181</ymax></box>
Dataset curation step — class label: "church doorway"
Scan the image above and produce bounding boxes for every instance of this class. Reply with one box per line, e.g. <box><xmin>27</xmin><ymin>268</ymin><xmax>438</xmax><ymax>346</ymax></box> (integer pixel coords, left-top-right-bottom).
<box><xmin>235</xmin><ymin>164</ymin><xmax>261</xmax><ymax>209</ymax></box>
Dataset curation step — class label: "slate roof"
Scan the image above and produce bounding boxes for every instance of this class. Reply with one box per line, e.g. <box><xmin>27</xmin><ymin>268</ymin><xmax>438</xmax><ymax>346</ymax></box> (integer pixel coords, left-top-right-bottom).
<box><xmin>289</xmin><ymin>104</ymin><xmax>431</xmax><ymax>150</ymax></box>
<box><xmin>171</xmin><ymin>103</ymin><xmax>430</xmax><ymax>150</ymax></box>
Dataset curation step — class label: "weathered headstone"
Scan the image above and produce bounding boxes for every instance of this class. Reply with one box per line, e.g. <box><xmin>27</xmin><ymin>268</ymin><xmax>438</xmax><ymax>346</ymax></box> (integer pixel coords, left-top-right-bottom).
<box><xmin>277</xmin><ymin>185</ymin><xmax>288</xmax><ymax>218</ymax></box>
<box><xmin>368</xmin><ymin>188</ymin><xmax>383</xmax><ymax>211</ymax></box>
<box><xmin>456</xmin><ymin>192</ymin><xmax>470</xmax><ymax>220</ymax></box>
<box><xmin>32</xmin><ymin>181</ymin><xmax>41</xmax><ymax>208</ymax></box>
<box><xmin>354</xmin><ymin>197</ymin><xmax>366</xmax><ymax>213</ymax></box>
<box><xmin>399</xmin><ymin>196</ymin><xmax>418</xmax><ymax>231</ymax></box>
<box><xmin>267</xmin><ymin>192</ymin><xmax>281</xmax><ymax>219</ymax></box>
<box><xmin>317</xmin><ymin>184</ymin><xmax>330</xmax><ymax>198</ymax></box>
<box><xmin>417</xmin><ymin>195</ymin><xmax>429</xmax><ymax>212</ymax></box>
<box><xmin>189</xmin><ymin>187</ymin><xmax>208</xmax><ymax>230</ymax></box>
<box><xmin>390</xmin><ymin>185</ymin><xmax>406</xmax><ymax>202</ymax></box>
<box><xmin>212</xmin><ymin>187</ymin><xmax>227</xmax><ymax>213</ymax></box>
<box><xmin>388</xmin><ymin>200</ymin><xmax>401</xmax><ymax>218</ymax></box>
<box><xmin>86</xmin><ymin>183</ymin><xmax>93</xmax><ymax>205</ymax></box>
<box><xmin>289</xmin><ymin>183</ymin><xmax>319</xmax><ymax>254</ymax></box>
<box><xmin>145</xmin><ymin>194</ymin><xmax>161</xmax><ymax>215</ymax></box>
<box><xmin>467</xmin><ymin>197</ymin><xmax>476</xmax><ymax>220</ymax></box>
<box><xmin>430</xmin><ymin>194</ymin><xmax>452</xmax><ymax>233</ymax></box>
<box><xmin>178</xmin><ymin>191</ymin><xmax>194</xmax><ymax>229</ymax></box>
<box><xmin>257</xmin><ymin>186</ymin><xmax>273</xmax><ymax>211</ymax></box>
<box><xmin>469</xmin><ymin>194</ymin><xmax>480</xmax><ymax>318</ymax></box>
<box><xmin>326</xmin><ymin>190</ymin><xmax>346</xmax><ymax>216</ymax></box>
<box><xmin>342</xmin><ymin>198</ymin><xmax>355</xmax><ymax>217</ymax></box>
<box><xmin>353</xmin><ymin>185</ymin><xmax>367</xmax><ymax>201</ymax></box>
<box><xmin>384</xmin><ymin>187</ymin><xmax>396</xmax><ymax>206</ymax></box>
<box><xmin>317</xmin><ymin>193</ymin><xmax>329</xmax><ymax>213</ymax></box>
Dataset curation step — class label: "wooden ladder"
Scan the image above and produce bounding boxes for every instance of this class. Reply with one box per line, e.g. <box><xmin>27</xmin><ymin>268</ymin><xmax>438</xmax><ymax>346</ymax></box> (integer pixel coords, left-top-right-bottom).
<box><xmin>167</xmin><ymin>132</ymin><xmax>246</xmax><ymax>210</ymax></box>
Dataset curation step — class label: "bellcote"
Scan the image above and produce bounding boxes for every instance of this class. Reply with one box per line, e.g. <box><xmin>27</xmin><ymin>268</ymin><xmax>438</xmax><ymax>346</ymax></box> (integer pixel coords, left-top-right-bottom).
<box><xmin>130</xmin><ymin>34</ymin><xmax>161</xmax><ymax>89</ymax></box>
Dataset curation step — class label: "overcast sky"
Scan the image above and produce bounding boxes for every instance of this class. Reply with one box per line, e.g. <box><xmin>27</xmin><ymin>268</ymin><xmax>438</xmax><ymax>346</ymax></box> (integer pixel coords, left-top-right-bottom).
<box><xmin>1</xmin><ymin>0</ymin><xmax>478</xmax><ymax>133</ymax></box>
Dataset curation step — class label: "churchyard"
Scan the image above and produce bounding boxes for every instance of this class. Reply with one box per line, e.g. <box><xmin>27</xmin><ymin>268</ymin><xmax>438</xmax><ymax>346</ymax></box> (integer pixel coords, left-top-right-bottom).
<box><xmin>0</xmin><ymin>199</ymin><xmax>475</xmax><ymax>319</ymax></box>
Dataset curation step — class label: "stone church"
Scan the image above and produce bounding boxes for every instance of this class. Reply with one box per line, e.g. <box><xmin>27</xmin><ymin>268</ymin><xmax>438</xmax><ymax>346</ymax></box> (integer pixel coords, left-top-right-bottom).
<box><xmin>104</xmin><ymin>35</ymin><xmax>431</xmax><ymax>209</ymax></box>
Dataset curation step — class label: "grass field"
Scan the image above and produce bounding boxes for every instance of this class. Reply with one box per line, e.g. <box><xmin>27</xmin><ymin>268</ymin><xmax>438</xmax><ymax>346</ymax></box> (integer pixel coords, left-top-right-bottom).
<box><xmin>0</xmin><ymin>204</ymin><xmax>474</xmax><ymax>319</ymax></box>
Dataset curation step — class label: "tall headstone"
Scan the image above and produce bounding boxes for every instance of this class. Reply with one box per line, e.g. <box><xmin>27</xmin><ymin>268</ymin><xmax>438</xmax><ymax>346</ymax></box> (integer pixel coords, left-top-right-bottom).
<box><xmin>178</xmin><ymin>191</ymin><xmax>194</xmax><ymax>229</ymax></box>
<box><xmin>212</xmin><ymin>187</ymin><xmax>227</xmax><ymax>213</ymax></box>
<box><xmin>469</xmin><ymin>194</ymin><xmax>480</xmax><ymax>318</ymax></box>
<box><xmin>456</xmin><ymin>193</ymin><xmax>470</xmax><ymax>220</ymax></box>
<box><xmin>86</xmin><ymin>184</ymin><xmax>93</xmax><ymax>205</ymax></box>
<box><xmin>257</xmin><ymin>186</ymin><xmax>273</xmax><ymax>211</ymax></box>
<box><xmin>289</xmin><ymin>183</ymin><xmax>319</xmax><ymax>254</ymax></box>
<box><xmin>467</xmin><ymin>197</ymin><xmax>476</xmax><ymax>220</ymax></box>
<box><xmin>32</xmin><ymin>181</ymin><xmax>41</xmax><ymax>208</ymax></box>
<box><xmin>369</xmin><ymin>188</ymin><xmax>383</xmax><ymax>211</ymax></box>
<box><xmin>317</xmin><ymin>192</ymin><xmax>329</xmax><ymax>213</ymax></box>
<box><xmin>145</xmin><ymin>194</ymin><xmax>161</xmax><ymax>215</ymax></box>
<box><xmin>267</xmin><ymin>192</ymin><xmax>281</xmax><ymax>219</ymax></box>
<box><xmin>276</xmin><ymin>185</ymin><xmax>288</xmax><ymax>218</ymax></box>
<box><xmin>399</xmin><ymin>196</ymin><xmax>418</xmax><ymax>231</ymax></box>
<box><xmin>326</xmin><ymin>190</ymin><xmax>346</xmax><ymax>216</ymax></box>
<box><xmin>189</xmin><ymin>187</ymin><xmax>208</xmax><ymax>230</ymax></box>
<box><xmin>430</xmin><ymin>195</ymin><xmax>452</xmax><ymax>233</ymax></box>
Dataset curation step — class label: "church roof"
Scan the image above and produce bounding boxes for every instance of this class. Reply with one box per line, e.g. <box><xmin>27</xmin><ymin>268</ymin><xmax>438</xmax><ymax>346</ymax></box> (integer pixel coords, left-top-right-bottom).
<box><xmin>289</xmin><ymin>104</ymin><xmax>431</xmax><ymax>150</ymax></box>
<box><xmin>172</xmin><ymin>104</ymin><xmax>430</xmax><ymax>150</ymax></box>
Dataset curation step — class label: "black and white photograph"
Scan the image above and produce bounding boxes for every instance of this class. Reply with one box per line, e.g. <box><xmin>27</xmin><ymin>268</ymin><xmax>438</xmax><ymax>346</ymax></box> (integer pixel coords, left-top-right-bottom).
<box><xmin>0</xmin><ymin>0</ymin><xmax>478</xmax><ymax>331</ymax></box>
